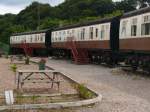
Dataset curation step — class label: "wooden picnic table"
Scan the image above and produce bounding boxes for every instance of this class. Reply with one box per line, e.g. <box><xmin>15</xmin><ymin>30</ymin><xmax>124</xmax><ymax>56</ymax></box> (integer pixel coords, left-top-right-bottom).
<box><xmin>17</xmin><ymin>70</ymin><xmax>61</xmax><ymax>90</ymax></box>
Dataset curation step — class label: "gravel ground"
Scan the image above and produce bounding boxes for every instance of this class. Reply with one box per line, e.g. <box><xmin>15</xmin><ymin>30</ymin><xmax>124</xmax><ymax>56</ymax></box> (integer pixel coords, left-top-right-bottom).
<box><xmin>0</xmin><ymin>58</ymin><xmax>76</xmax><ymax>95</ymax></box>
<box><xmin>0</xmin><ymin>58</ymin><xmax>15</xmax><ymax>92</ymax></box>
<box><xmin>32</xmin><ymin>58</ymin><xmax>150</xmax><ymax>112</ymax></box>
<box><xmin>2</xmin><ymin>57</ymin><xmax>150</xmax><ymax>112</ymax></box>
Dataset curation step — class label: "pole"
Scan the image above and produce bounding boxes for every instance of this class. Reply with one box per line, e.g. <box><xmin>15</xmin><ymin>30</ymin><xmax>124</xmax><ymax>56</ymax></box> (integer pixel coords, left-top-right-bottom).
<box><xmin>37</xmin><ymin>1</ymin><xmax>40</xmax><ymax>30</ymax></box>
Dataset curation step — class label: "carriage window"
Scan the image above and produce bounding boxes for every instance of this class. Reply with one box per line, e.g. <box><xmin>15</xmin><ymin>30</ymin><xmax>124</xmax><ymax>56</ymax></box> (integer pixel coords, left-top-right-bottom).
<box><xmin>63</xmin><ymin>31</ymin><xmax>66</xmax><ymax>40</ymax></box>
<box><xmin>89</xmin><ymin>27</ymin><xmax>93</xmax><ymax>39</ymax></box>
<box><xmin>10</xmin><ymin>38</ymin><xmax>12</xmax><ymax>43</ymax></box>
<box><xmin>59</xmin><ymin>32</ymin><xmax>61</xmax><ymax>37</ymax></box>
<box><xmin>141</xmin><ymin>15</ymin><xmax>150</xmax><ymax>35</ymax></box>
<box><xmin>71</xmin><ymin>30</ymin><xmax>74</xmax><ymax>37</ymax></box>
<box><xmin>40</xmin><ymin>37</ymin><xmax>43</xmax><ymax>41</ymax></box>
<box><xmin>78</xmin><ymin>30</ymin><xmax>80</xmax><ymax>40</ymax></box>
<box><xmin>121</xmin><ymin>21</ymin><xmax>128</xmax><ymax>37</ymax></box>
<box><xmin>81</xmin><ymin>28</ymin><xmax>85</xmax><ymax>40</ymax></box>
<box><xmin>143</xmin><ymin>15</ymin><xmax>150</xmax><ymax>23</ymax></box>
<box><xmin>131</xmin><ymin>25</ymin><xmax>137</xmax><ymax>36</ymax></box>
<box><xmin>100</xmin><ymin>26</ymin><xmax>105</xmax><ymax>39</ymax></box>
<box><xmin>131</xmin><ymin>18</ymin><xmax>137</xmax><ymax>36</ymax></box>
<box><xmin>141</xmin><ymin>23</ymin><xmax>150</xmax><ymax>35</ymax></box>
<box><xmin>53</xmin><ymin>32</ymin><xmax>55</xmax><ymax>38</ymax></box>
<box><xmin>96</xmin><ymin>28</ymin><xmax>98</xmax><ymax>38</ymax></box>
<box><xmin>72</xmin><ymin>30</ymin><xmax>74</xmax><ymax>34</ymax></box>
<box><xmin>38</xmin><ymin>35</ymin><xmax>40</xmax><ymax>41</ymax></box>
<box><xmin>35</xmin><ymin>35</ymin><xmax>37</xmax><ymax>42</ymax></box>
<box><xmin>30</xmin><ymin>37</ymin><xmax>32</xmax><ymax>42</ymax></box>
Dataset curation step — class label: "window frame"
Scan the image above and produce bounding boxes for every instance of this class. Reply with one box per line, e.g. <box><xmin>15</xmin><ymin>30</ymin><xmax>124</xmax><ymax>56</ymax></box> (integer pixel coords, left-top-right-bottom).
<box><xmin>89</xmin><ymin>27</ymin><xmax>94</xmax><ymax>39</ymax></box>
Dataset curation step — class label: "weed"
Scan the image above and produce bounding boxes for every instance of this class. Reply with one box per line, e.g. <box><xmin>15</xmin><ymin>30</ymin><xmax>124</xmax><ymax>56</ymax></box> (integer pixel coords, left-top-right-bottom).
<box><xmin>75</xmin><ymin>84</ymin><xmax>94</xmax><ymax>99</ymax></box>
<box><xmin>10</xmin><ymin>64</ymin><xmax>17</xmax><ymax>72</ymax></box>
<box><xmin>25</xmin><ymin>56</ymin><xmax>30</xmax><ymax>65</ymax></box>
<box><xmin>31</xmin><ymin>95</ymin><xmax>39</xmax><ymax>103</ymax></box>
<box><xmin>16</xmin><ymin>93</ymin><xmax>24</xmax><ymax>104</ymax></box>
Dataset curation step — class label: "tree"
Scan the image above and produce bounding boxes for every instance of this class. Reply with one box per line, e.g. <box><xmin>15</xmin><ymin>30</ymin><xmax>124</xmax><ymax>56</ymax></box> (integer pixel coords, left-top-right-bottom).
<box><xmin>0</xmin><ymin>0</ymin><xmax>146</xmax><ymax>44</ymax></box>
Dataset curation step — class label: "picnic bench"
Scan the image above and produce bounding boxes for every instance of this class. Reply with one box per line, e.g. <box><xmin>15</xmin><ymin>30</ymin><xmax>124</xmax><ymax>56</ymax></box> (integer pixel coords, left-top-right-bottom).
<box><xmin>17</xmin><ymin>70</ymin><xmax>62</xmax><ymax>90</ymax></box>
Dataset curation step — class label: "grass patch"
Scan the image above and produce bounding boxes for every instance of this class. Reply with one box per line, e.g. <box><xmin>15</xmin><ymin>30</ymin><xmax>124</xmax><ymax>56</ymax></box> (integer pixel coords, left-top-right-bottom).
<box><xmin>75</xmin><ymin>84</ymin><xmax>95</xmax><ymax>99</ymax></box>
<box><xmin>10</xmin><ymin>64</ymin><xmax>17</xmax><ymax>72</ymax></box>
<box><xmin>14</xmin><ymin>94</ymin><xmax>82</xmax><ymax>104</ymax></box>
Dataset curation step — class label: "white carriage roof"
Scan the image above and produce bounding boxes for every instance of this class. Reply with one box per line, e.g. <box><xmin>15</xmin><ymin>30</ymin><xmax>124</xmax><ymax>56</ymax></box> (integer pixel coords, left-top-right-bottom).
<box><xmin>122</xmin><ymin>6</ymin><xmax>150</xmax><ymax>18</ymax></box>
<box><xmin>53</xmin><ymin>16</ymin><xmax>119</xmax><ymax>31</ymax></box>
<box><xmin>12</xmin><ymin>29</ymin><xmax>50</xmax><ymax>36</ymax></box>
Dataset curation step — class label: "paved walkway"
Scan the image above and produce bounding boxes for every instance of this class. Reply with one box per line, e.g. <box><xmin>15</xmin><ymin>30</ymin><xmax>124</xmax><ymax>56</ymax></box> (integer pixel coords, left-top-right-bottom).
<box><xmin>33</xmin><ymin>58</ymin><xmax>150</xmax><ymax>112</ymax></box>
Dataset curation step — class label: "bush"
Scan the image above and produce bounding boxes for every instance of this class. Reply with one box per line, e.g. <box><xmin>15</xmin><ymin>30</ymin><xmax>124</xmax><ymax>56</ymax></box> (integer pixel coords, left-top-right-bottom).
<box><xmin>75</xmin><ymin>84</ymin><xmax>94</xmax><ymax>99</ymax></box>
<box><xmin>10</xmin><ymin>64</ymin><xmax>17</xmax><ymax>72</ymax></box>
<box><xmin>31</xmin><ymin>95</ymin><xmax>39</xmax><ymax>103</ymax></box>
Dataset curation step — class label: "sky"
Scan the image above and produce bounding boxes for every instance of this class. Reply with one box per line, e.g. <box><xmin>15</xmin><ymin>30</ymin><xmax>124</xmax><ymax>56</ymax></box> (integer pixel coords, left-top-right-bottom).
<box><xmin>0</xmin><ymin>0</ymin><xmax>120</xmax><ymax>15</ymax></box>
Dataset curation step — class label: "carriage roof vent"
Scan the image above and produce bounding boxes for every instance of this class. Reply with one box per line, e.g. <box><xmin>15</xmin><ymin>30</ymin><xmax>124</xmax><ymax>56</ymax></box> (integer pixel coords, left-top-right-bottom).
<box><xmin>136</xmin><ymin>1</ymin><xmax>150</xmax><ymax>10</ymax></box>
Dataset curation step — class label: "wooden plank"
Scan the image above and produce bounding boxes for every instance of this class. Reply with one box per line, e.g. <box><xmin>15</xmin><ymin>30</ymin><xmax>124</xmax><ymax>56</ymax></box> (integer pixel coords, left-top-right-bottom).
<box><xmin>17</xmin><ymin>70</ymin><xmax>56</xmax><ymax>73</ymax></box>
<box><xmin>17</xmin><ymin>72</ymin><xmax>22</xmax><ymax>89</ymax></box>
<box><xmin>21</xmin><ymin>80</ymin><xmax>62</xmax><ymax>83</ymax></box>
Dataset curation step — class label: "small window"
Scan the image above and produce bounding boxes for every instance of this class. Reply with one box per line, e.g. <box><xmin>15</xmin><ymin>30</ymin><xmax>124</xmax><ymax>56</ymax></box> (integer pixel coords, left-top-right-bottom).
<box><xmin>89</xmin><ymin>27</ymin><xmax>93</xmax><ymax>39</ymax></box>
<box><xmin>30</xmin><ymin>37</ymin><xmax>32</xmax><ymax>42</ymax></box>
<box><xmin>100</xmin><ymin>26</ymin><xmax>105</xmax><ymax>39</ymax></box>
<box><xmin>38</xmin><ymin>35</ymin><xmax>40</xmax><ymax>41</ymax></box>
<box><xmin>143</xmin><ymin>15</ymin><xmax>150</xmax><ymax>23</ymax></box>
<box><xmin>131</xmin><ymin>18</ymin><xmax>137</xmax><ymax>36</ymax></box>
<box><xmin>131</xmin><ymin>25</ymin><xmax>137</xmax><ymax>36</ymax></box>
<box><xmin>52</xmin><ymin>33</ymin><xmax>54</xmax><ymax>38</ymax></box>
<box><xmin>78</xmin><ymin>30</ymin><xmax>80</xmax><ymax>39</ymax></box>
<box><xmin>95</xmin><ymin>28</ymin><xmax>98</xmax><ymax>38</ymax></box>
<box><xmin>121</xmin><ymin>21</ymin><xmax>128</xmax><ymax>37</ymax></box>
<box><xmin>40</xmin><ymin>37</ymin><xmax>43</xmax><ymax>41</ymax></box>
<box><xmin>10</xmin><ymin>38</ymin><xmax>11</xmax><ymax>43</ymax></box>
<box><xmin>141</xmin><ymin>23</ymin><xmax>150</xmax><ymax>35</ymax></box>
<box><xmin>35</xmin><ymin>36</ymin><xmax>37</xmax><ymax>41</ymax></box>
<box><xmin>72</xmin><ymin>30</ymin><xmax>74</xmax><ymax>33</ymax></box>
<box><xmin>141</xmin><ymin>15</ymin><xmax>150</xmax><ymax>35</ymax></box>
<box><xmin>81</xmin><ymin>28</ymin><xmax>85</xmax><ymax>40</ymax></box>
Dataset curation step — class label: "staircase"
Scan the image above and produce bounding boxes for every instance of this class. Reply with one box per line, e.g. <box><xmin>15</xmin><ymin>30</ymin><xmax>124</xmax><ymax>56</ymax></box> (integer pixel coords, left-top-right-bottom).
<box><xmin>20</xmin><ymin>42</ymin><xmax>33</xmax><ymax>56</ymax></box>
<box><xmin>66</xmin><ymin>37</ymin><xmax>89</xmax><ymax>64</ymax></box>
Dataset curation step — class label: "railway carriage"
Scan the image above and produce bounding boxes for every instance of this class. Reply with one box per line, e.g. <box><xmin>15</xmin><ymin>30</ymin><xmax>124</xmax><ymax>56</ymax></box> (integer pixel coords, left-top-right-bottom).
<box><xmin>51</xmin><ymin>16</ymin><xmax>120</xmax><ymax>64</ymax></box>
<box><xmin>10</xmin><ymin>29</ymin><xmax>51</xmax><ymax>56</ymax></box>
<box><xmin>9</xmin><ymin>7</ymin><xmax>150</xmax><ymax>71</ymax></box>
<box><xmin>119</xmin><ymin>7</ymin><xmax>150</xmax><ymax>71</ymax></box>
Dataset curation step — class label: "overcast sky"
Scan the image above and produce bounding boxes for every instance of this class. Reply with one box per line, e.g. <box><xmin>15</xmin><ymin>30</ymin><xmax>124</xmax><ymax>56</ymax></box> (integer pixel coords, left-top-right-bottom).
<box><xmin>0</xmin><ymin>0</ymin><xmax>121</xmax><ymax>15</ymax></box>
